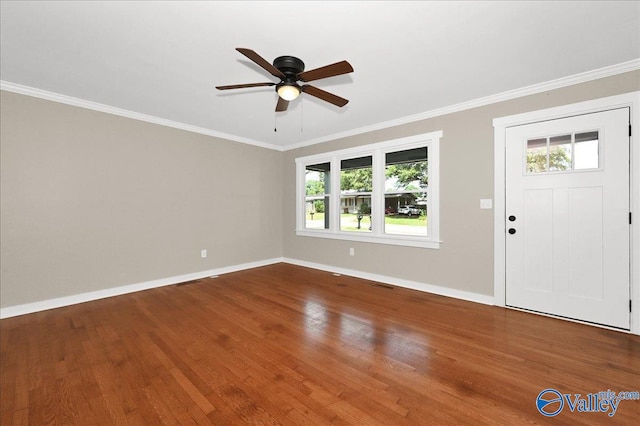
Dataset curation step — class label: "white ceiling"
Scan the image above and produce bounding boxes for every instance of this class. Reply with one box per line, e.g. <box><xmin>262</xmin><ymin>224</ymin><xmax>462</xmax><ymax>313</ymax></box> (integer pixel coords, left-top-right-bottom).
<box><xmin>1</xmin><ymin>1</ymin><xmax>639</xmax><ymax>150</ymax></box>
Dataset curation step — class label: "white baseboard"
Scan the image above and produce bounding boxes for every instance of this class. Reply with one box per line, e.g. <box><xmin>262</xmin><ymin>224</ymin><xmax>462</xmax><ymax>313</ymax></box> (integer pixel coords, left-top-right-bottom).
<box><xmin>0</xmin><ymin>258</ymin><xmax>283</xmax><ymax>319</ymax></box>
<box><xmin>1</xmin><ymin>256</ymin><xmax>493</xmax><ymax>319</ymax></box>
<box><xmin>283</xmin><ymin>257</ymin><xmax>494</xmax><ymax>306</ymax></box>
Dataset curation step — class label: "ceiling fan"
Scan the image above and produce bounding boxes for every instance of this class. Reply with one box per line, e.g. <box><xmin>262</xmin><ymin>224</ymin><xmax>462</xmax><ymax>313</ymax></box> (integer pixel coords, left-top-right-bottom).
<box><xmin>216</xmin><ymin>48</ymin><xmax>353</xmax><ymax>112</ymax></box>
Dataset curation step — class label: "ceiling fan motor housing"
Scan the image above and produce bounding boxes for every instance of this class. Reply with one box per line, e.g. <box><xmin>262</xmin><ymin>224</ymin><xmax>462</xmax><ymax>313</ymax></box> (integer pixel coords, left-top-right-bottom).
<box><xmin>273</xmin><ymin>56</ymin><xmax>305</xmax><ymax>77</ymax></box>
<box><xmin>274</xmin><ymin>56</ymin><xmax>305</xmax><ymax>94</ymax></box>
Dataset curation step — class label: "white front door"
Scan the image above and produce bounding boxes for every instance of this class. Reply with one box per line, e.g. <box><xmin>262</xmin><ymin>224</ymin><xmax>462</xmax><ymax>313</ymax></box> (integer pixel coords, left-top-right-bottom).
<box><xmin>505</xmin><ymin>108</ymin><xmax>630</xmax><ymax>329</ymax></box>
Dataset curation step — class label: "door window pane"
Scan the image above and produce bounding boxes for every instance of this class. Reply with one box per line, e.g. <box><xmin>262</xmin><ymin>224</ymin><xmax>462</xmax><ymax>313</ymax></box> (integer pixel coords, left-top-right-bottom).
<box><xmin>305</xmin><ymin>162</ymin><xmax>330</xmax><ymax>229</ymax></box>
<box><xmin>527</xmin><ymin>138</ymin><xmax>548</xmax><ymax>173</ymax></box>
<box><xmin>574</xmin><ymin>131</ymin><xmax>599</xmax><ymax>170</ymax></box>
<box><xmin>384</xmin><ymin>147</ymin><xmax>428</xmax><ymax>236</ymax></box>
<box><xmin>549</xmin><ymin>134</ymin><xmax>572</xmax><ymax>172</ymax></box>
<box><xmin>340</xmin><ymin>156</ymin><xmax>372</xmax><ymax>232</ymax></box>
<box><xmin>526</xmin><ymin>131</ymin><xmax>601</xmax><ymax>175</ymax></box>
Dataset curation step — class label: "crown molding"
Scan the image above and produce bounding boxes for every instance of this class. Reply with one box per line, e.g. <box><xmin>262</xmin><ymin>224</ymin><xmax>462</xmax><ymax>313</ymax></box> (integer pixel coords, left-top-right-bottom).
<box><xmin>0</xmin><ymin>81</ymin><xmax>284</xmax><ymax>152</ymax></box>
<box><xmin>282</xmin><ymin>58</ymin><xmax>640</xmax><ymax>151</ymax></box>
<box><xmin>3</xmin><ymin>58</ymin><xmax>638</xmax><ymax>152</ymax></box>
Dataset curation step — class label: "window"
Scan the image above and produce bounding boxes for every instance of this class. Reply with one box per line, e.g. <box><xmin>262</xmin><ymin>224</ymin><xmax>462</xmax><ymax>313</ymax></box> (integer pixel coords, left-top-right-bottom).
<box><xmin>295</xmin><ymin>131</ymin><xmax>441</xmax><ymax>248</ymax></box>
<box><xmin>526</xmin><ymin>130</ymin><xmax>600</xmax><ymax>174</ymax></box>
<box><xmin>385</xmin><ymin>147</ymin><xmax>428</xmax><ymax>236</ymax></box>
<box><xmin>305</xmin><ymin>162</ymin><xmax>330</xmax><ymax>229</ymax></box>
<box><xmin>340</xmin><ymin>156</ymin><xmax>372</xmax><ymax>232</ymax></box>
<box><xmin>574</xmin><ymin>131</ymin><xmax>599</xmax><ymax>169</ymax></box>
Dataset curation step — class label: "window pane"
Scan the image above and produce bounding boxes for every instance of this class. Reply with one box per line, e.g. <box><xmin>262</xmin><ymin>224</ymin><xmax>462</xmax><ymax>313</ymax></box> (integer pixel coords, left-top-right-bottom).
<box><xmin>574</xmin><ymin>131</ymin><xmax>599</xmax><ymax>169</ymax></box>
<box><xmin>340</xmin><ymin>156</ymin><xmax>372</xmax><ymax>232</ymax></box>
<box><xmin>548</xmin><ymin>134</ymin><xmax>572</xmax><ymax>171</ymax></box>
<box><xmin>527</xmin><ymin>138</ymin><xmax>548</xmax><ymax>173</ymax></box>
<box><xmin>305</xmin><ymin>162</ymin><xmax>330</xmax><ymax>229</ymax></box>
<box><xmin>384</xmin><ymin>147</ymin><xmax>428</xmax><ymax>236</ymax></box>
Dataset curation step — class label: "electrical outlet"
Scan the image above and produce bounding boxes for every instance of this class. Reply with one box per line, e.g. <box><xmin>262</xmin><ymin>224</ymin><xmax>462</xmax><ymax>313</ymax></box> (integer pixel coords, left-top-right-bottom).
<box><xmin>349</xmin><ymin>247</ymin><xmax>355</xmax><ymax>256</ymax></box>
<box><xmin>201</xmin><ymin>249</ymin><xmax>207</xmax><ymax>258</ymax></box>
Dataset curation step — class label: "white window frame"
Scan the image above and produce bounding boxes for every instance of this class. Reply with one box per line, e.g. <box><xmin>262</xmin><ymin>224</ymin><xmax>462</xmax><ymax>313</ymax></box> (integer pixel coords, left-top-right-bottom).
<box><xmin>295</xmin><ymin>131</ymin><xmax>442</xmax><ymax>249</ymax></box>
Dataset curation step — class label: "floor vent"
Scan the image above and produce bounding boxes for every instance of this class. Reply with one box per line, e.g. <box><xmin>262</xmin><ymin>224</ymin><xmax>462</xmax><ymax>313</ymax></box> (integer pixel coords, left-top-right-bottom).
<box><xmin>176</xmin><ymin>279</ymin><xmax>203</xmax><ymax>287</ymax></box>
<box><xmin>372</xmin><ymin>283</ymin><xmax>395</xmax><ymax>290</ymax></box>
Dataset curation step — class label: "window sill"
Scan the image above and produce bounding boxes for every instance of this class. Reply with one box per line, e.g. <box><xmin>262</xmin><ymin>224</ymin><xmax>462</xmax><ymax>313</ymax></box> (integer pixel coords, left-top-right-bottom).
<box><xmin>295</xmin><ymin>229</ymin><xmax>441</xmax><ymax>249</ymax></box>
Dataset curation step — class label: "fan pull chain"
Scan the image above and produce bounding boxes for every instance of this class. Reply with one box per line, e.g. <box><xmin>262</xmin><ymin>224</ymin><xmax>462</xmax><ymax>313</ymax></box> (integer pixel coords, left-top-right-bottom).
<box><xmin>274</xmin><ymin>113</ymin><xmax>277</xmax><ymax>132</ymax></box>
<box><xmin>300</xmin><ymin>97</ymin><xmax>304</xmax><ymax>133</ymax></box>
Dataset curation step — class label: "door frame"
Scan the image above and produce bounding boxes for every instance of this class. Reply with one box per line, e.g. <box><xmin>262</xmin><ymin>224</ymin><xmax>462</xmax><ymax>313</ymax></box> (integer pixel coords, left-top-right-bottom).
<box><xmin>493</xmin><ymin>91</ymin><xmax>640</xmax><ymax>335</ymax></box>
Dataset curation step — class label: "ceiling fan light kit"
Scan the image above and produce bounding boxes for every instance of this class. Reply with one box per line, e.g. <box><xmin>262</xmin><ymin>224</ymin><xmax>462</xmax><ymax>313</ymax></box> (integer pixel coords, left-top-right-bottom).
<box><xmin>216</xmin><ymin>48</ymin><xmax>353</xmax><ymax>112</ymax></box>
<box><xmin>277</xmin><ymin>84</ymin><xmax>300</xmax><ymax>101</ymax></box>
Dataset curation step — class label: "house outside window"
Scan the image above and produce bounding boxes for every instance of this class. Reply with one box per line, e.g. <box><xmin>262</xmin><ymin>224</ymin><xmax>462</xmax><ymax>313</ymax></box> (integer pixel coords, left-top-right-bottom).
<box><xmin>295</xmin><ymin>131</ymin><xmax>441</xmax><ymax>249</ymax></box>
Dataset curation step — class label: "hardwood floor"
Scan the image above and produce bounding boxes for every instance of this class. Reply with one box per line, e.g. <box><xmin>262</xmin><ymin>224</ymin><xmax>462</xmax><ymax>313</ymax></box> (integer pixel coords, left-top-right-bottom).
<box><xmin>1</xmin><ymin>263</ymin><xmax>639</xmax><ymax>425</ymax></box>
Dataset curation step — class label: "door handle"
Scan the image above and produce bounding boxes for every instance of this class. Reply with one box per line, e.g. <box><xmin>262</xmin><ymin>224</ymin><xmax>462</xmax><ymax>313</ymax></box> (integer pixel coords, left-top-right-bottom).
<box><xmin>508</xmin><ymin>228</ymin><xmax>516</xmax><ymax>235</ymax></box>
<box><xmin>508</xmin><ymin>215</ymin><xmax>516</xmax><ymax>222</ymax></box>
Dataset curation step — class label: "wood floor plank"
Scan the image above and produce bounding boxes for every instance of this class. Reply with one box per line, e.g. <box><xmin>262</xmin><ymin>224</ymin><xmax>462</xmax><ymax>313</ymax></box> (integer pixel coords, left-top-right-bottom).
<box><xmin>1</xmin><ymin>263</ymin><xmax>639</xmax><ymax>425</ymax></box>
<box><xmin>168</xmin><ymin>367</ymin><xmax>216</xmax><ymax>416</ymax></box>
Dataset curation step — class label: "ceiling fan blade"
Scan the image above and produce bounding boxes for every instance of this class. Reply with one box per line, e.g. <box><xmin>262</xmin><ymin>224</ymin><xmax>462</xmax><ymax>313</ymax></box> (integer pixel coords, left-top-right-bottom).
<box><xmin>215</xmin><ymin>82</ymin><xmax>276</xmax><ymax>90</ymax></box>
<box><xmin>276</xmin><ymin>97</ymin><xmax>289</xmax><ymax>112</ymax></box>
<box><xmin>301</xmin><ymin>85</ymin><xmax>349</xmax><ymax>107</ymax></box>
<box><xmin>236</xmin><ymin>48</ymin><xmax>285</xmax><ymax>79</ymax></box>
<box><xmin>298</xmin><ymin>60</ymin><xmax>353</xmax><ymax>82</ymax></box>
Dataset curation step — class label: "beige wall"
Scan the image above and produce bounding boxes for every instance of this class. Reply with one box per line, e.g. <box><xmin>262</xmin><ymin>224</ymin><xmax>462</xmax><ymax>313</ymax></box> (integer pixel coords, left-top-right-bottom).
<box><xmin>2</xmin><ymin>70</ymin><xmax>638</xmax><ymax>310</ymax></box>
<box><xmin>0</xmin><ymin>91</ymin><xmax>283</xmax><ymax>308</ymax></box>
<box><xmin>282</xmin><ymin>70</ymin><xmax>640</xmax><ymax>296</ymax></box>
